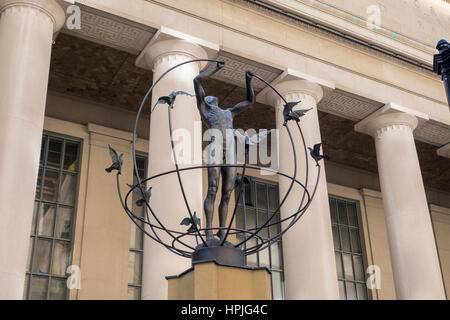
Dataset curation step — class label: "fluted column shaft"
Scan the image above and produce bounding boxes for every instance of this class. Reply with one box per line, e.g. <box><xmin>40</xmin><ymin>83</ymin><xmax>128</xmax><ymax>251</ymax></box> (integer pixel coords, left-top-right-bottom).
<box><xmin>357</xmin><ymin>109</ymin><xmax>446</xmax><ymax>299</ymax></box>
<box><xmin>268</xmin><ymin>80</ymin><xmax>339</xmax><ymax>299</ymax></box>
<box><xmin>139</xmin><ymin>39</ymin><xmax>207</xmax><ymax>300</ymax></box>
<box><xmin>0</xmin><ymin>0</ymin><xmax>65</xmax><ymax>299</ymax></box>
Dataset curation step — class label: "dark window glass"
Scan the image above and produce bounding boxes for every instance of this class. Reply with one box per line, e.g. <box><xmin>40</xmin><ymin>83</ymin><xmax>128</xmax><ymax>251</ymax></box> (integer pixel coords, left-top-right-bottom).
<box><xmin>128</xmin><ymin>154</ymin><xmax>147</xmax><ymax>300</ymax></box>
<box><xmin>329</xmin><ymin>197</ymin><xmax>368</xmax><ymax>300</ymax></box>
<box><xmin>236</xmin><ymin>178</ymin><xmax>285</xmax><ymax>300</ymax></box>
<box><xmin>24</xmin><ymin>134</ymin><xmax>80</xmax><ymax>300</ymax></box>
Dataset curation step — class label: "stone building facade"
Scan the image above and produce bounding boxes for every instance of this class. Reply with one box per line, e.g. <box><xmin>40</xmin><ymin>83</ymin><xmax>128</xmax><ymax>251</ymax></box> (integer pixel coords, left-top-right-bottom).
<box><xmin>0</xmin><ymin>0</ymin><xmax>449</xmax><ymax>300</ymax></box>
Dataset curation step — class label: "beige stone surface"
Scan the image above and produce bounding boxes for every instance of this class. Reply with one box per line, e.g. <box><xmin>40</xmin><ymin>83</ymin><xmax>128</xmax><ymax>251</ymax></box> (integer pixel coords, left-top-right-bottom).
<box><xmin>74</xmin><ymin>125</ymin><xmax>134</xmax><ymax>299</ymax></box>
<box><xmin>168</xmin><ymin>262</ymin><xmax>271</xmax><ymax>300</ymax></box>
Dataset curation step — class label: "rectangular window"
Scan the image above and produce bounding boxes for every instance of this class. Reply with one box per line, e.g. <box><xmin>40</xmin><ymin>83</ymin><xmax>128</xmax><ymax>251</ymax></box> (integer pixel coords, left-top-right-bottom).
<box><xmin>128</xmin><ymin>155</ymin><xmax>147</xmax><ymax>300</ymax></box>
<box><xmin>24</xmin><ymin>134</ymin><xmax>81</xmax><ymax>300</ymax></box>
<box><xmin>329</xmin><ymin>197</ymin><xmax>369</xmax><ymax>300</ymax></box>
<box><xmin>235</xmin><ymin>177</ymin><xmax>285</xmax><ymax>300</ymax></box>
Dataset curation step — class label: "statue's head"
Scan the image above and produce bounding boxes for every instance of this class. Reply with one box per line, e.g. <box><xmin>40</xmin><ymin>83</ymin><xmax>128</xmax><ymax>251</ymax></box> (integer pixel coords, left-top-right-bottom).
<box><xmin>205</xmin><ymin>96</ymin><xmax>219</xmax><ymax>107</ymax></box>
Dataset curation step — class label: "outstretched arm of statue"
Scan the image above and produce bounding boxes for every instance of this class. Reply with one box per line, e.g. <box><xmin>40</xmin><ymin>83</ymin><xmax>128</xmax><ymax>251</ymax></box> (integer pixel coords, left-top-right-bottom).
<box><xmin>230</xmin><ymin>70</ymin><xmax>255</xmax><ymax>117</ymax></box>
<box><xmin>193</xmin><ymin>59</ymin><xmax>225</xmax><ymax>114</ymax></box>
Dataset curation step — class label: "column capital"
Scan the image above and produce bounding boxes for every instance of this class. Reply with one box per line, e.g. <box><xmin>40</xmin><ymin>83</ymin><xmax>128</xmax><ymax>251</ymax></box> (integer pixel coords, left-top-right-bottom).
<box><xmin>136</xmin><ymin>26</ymin><xmax>219</xmax><ymax>71</ymax></box>
<box><xmin>355</xmin><ymin>102</ymin><xmax>429</xmax><ymax>138</ymax></box>
<box><xmin>258</xmin><ymin>68</ymin><xmax>334</xmax><ymax>107</ymax></box>
<box><xmin>0</xmin><ymin>0</ymin><xmax>65</xmax><ymax>33</ymax></box>
<box><xmin>437</xmin><ymin>143</ymin><xmax>450</xmax><ymax>159</ymax></box>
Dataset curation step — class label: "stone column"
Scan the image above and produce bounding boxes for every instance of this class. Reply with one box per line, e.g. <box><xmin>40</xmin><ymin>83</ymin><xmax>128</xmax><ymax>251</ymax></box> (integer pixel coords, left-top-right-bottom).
<box><xmin>0</xmin><ymin>0</ymin><xmax>65</xmax><ymax>299</ymax></box>
<box><xmin>137</xmin><ymin>32</ymin><xmax>215</xmax><ymax>299</ymax></box>
<box><xmin>355</xmin><ymin>103</ymin><xmax>446</xmax><ymax>300</ymax></box>
<box><xmin>267</xmin><ymin>79</ymin><xmax>339</xmax><ymax>299</ymax></box>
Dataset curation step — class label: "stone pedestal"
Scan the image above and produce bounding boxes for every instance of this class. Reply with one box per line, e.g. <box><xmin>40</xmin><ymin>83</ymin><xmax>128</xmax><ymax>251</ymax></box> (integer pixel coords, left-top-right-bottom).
<box><xmin>167</xmin><ymin>262</ymin><xmax>271</xmax><ymax>300</ymax></box>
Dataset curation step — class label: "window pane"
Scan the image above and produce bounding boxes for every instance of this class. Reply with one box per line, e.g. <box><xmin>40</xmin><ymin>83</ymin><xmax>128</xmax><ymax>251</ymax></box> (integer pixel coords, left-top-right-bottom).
<box><xmin>55</xmin><ymin>207</ymin><xmax>73</xmax><ymax>240</ymax></box>
<box><xmin>52</xmin><ymin>241</ymin><xmax>71</xmax><ymax>276</ymax></box>
<box><xmin>29</xmin><ymin>276</ymin><xmax>48</xmax><ymax>300</ymax></box>
<box><xmin>128</xmin><ymin>286</ymin><xmax>141</xmax><ymax>300</ymax></box>
<box><xmin>347</xmin><ymin>203</ymin><xmax>358</xmax><ymax>227</ymax></box>
<box><xmin>332</xmin><ymin>226</ymin><xmax>340</xmax><ymax>250</ymax></box>
<box><xmin>356</xmin><ymin>283</ymin><xmax>368</xmax><ymax>300</ymax></box>
<box><xmin>271</xmin><ymin>271</ymin><xmax>284</xmax><ymax>300</ymax></box>
<box><xmin>353</xmin><ymin>255</ymin><xmax>365</xmax><ymax>282</ymax></box>
<box><xmin>42</xmin><ymin>170</ymin><xmax>59</xmax><ymax>202</ymax></box>
<box><xmin>329</xmin><ymin>199</ymin><xmax>338</xmax><ymax>224</ymax></box>
<box><xmin>337</xmin><ymin>200</ymin><xmax>348</xmax><ymax>225</ymax></box>
<box><xmin>259</xmin><ymin>246</ymin><xmax>270</xmax><ymax>267</ymax></box>
<box><xmin>23</xmin><ymin>275</ymin><xmax>30</xmax><ymax>300</ymax></box>
<box><xmin>268</xmin><ymin>185</ymin><xmax>279</xmax><ymax>211</ymax></box>
<box><xmin>350</xmin><ymin>229</ymin><xmax>361</xmax><ymax>253</ymax></box>
<box><xmin>63</xmin><ymin>142</ymin><xmax>79</xmax><ymax>171</ymax></box>
<box><xmin>270</xmin><ymin>241</ymin><xmax>282</xmax><ymax>269</ymax></box>
<box><xmin>128</xmin><ymin>252</ymin><xmax>142</xmax><ymax>285</ymax></box>
<box><xmin>32</xmin><ymin>239</ymin><xmax>52</xmax><ymax>274</ymax></box>
<box><xmin>37</xmin><ymin>203</ymin><xmax>56</xmax><ymax>237</ymax></box>
<box><xmin>36</xmin><ymin>168</ymin><xmax>43</xmax><ymax>199</ymax></box>
<box><xmin>27</xmin><ymin>238</ymin><xmax>33</xmax><ymax>272</ymax></box>
<box><xmin>269</xmin><ymin>213</ymin><xmax>281</xmax><ymax>238</ymax></box>
<box><xmin>58</xmin><ymin>173</ymin><xmax>77</xmax><ymax>205</ymax></box>
<box><xmin>340</xmin><ymin>226</ymin><xmax>351</xmax><ymax>252</ymax></box>
<box><xmin>256</xmin><ymin>183</ymin><xmax>267</xmax><ymax>209</ymax></box>
<box><xmin>49</xmin><ymin>278</ymin><xmax>66</xmax><ymax>300</ymax></box>
<box><xmin>31</xmin><ymin>202</ymin><xmax>39</xmax><ymax>235</ymax></box>
<box><xmin>342</xmin><ymin>253</ymin><xmax>354</xmax><ymax>280</ymax></box>
<box><xmin>335</xmin><ymin>252</ymin><xmax>343</xmax><ymax>279</ymax></box>
<box><xmin>47</xmin><ymin>138</ymin><xmax>63</xmax><ymax>168</ymax></box>
<box><xmin>40</xmin><ymin>137</ymin><xmax>46</xmax><ymax>165</ymax></box>
<box><xmin>257</xmin><ymin>210</ymin><xmax>269</xmax><ymax>240</ymax></box>
<box><xmin>246</xmin><ymin>243</ymin><xmax>258</xmax><ymax>266</ymax></box>
<box><xmin>338</xmin><ymin>280</ymin><xmax>346</xmax><ymax>300</ymax></box>
<box><xmin>345</xmin><ymin>282</ymin><xmax>357</xmax><ymax>300</ymax></box>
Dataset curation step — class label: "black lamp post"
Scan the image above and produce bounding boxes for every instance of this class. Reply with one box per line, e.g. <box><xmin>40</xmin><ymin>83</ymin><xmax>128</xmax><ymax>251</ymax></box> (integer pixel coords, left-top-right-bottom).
<box><xmin>434</xmin><ymin>39</ymin><xmax>450</xmax><ymax>108</ymax></box>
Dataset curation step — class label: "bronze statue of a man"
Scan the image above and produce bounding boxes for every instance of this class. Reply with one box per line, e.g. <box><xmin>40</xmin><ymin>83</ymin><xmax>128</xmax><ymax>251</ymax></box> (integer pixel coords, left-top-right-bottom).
<box><xmin>194</xmin><ymin>60</ymin><xmax>255</xmax><ymax>241</ymax></box>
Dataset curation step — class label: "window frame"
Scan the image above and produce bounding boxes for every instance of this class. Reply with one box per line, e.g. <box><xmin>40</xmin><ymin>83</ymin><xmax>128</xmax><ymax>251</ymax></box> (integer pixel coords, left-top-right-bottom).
<box><xmin>329</xmin><ymin>194</ymin><xmax>371</xmax><ymax>300</ymax></box>
<box><xmin>127</xmin><ymin>153</ymin><xmax>148</xmax><ymax>300</ymax></box>
<box><xmin>24</xmin><ymin>132</ymin><xmax>82</xmax><ymax>300</ymax></box>
<box><xmin>235</xmin><ymin>176</ymin><xmax>285</xmax><ymax>300</ymax></box>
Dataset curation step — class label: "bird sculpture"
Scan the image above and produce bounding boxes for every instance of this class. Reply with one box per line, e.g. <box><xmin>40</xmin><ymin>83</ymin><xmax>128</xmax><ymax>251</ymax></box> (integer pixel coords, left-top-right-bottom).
<box><xmin>180</xmin><ymin>211</ymin><xmax>201</xmax><ymax>233</ymax></box>
<box><xmin>282</xmin><ymin>101</ymin><xmax>301</xmax><ymax>125</ymax></box>
<box><xmin>105</xmin><ymin>145</ymin><xmax>123</xmax><ymax>175</ymax></box>
<box><xmin>151</xmin><ymin>91</ymin><xmax>195</xmax><ymax>113</ymax></box>
<box><xmin>128</xmin><ymin>184</ymin><xmax>152</xmax><ymax>207</ymax></box>
<box><xmin>234</xmin><ymin>173</ymin><xmax>250</xmax><ymax>190</ymax></box>
<box><xmin>289</xmin><ymin>108</ymin><xmax>312</xmax><ymax>122</ymax></box>
<box><xmin>308</xmin><ymin>143</ymin><xmax>330</xmax><ymax>166</ymax></box>
<box><xmin>234</xmin><ymin>129</ymin><xmax>274</xmax><ymax>148</ymax></box>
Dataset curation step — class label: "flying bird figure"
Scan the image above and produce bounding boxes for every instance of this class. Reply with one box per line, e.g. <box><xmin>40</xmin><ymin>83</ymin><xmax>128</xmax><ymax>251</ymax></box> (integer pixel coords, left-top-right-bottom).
<box><xmin>308</xmin><ymin>143</ymin><xmax>330</xmax><ymax>166</ymax></box>
<box><xmin>180</xmin><ymin>211</ymin><xmax>201</xmax><ymax>234</ymax></box>
<box><xmin>289</xmin><ymin>108</ymin><xmax>312</xmax><ymax>122</ymax></box>
<box><xmin>282</xmin><ymin>101</ymin><xmax>301</xmax><ymax>125</ymax></box>
<box><xmin>234</xmin><ymin>129</ymin><xmax>274</xmax><ymax>148</ymax></box>
<box><xmin>151</xmin><ymin>91</ymin><xmax>195</xmax><ymax>113</ymax></box>
<box><xmin>128</xmin><ymin>184</ymin><xmax>152</xmax><ymax>207</ymax></box>
<box><xmin>105</xmin><ymin>145</ymin><xmax>123</xmax><ymax>175</ymax></box>
<box><xmin>233</xmin><ymin>173</ymin><xmax>250</xmax><ymax>190</ymax></box>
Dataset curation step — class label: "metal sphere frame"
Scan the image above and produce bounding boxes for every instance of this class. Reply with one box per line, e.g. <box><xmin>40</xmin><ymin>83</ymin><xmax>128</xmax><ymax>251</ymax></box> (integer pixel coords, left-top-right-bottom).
<box><xmin>112</xmin><ymin>58</ymin><xmax>323</xmax><ymax>261</ymax></box>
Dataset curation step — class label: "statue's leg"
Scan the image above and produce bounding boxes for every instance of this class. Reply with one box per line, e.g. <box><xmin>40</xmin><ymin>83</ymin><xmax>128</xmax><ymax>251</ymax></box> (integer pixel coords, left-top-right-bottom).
<box><xmin>217</xmin><ymin>165</ymin><xmax>237</xmax><ymax>240</ymax></box>
<box><xmin>204</xmin><ymin>166</ymin><xmax>220</xmax><ymax>240</ymax></box>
